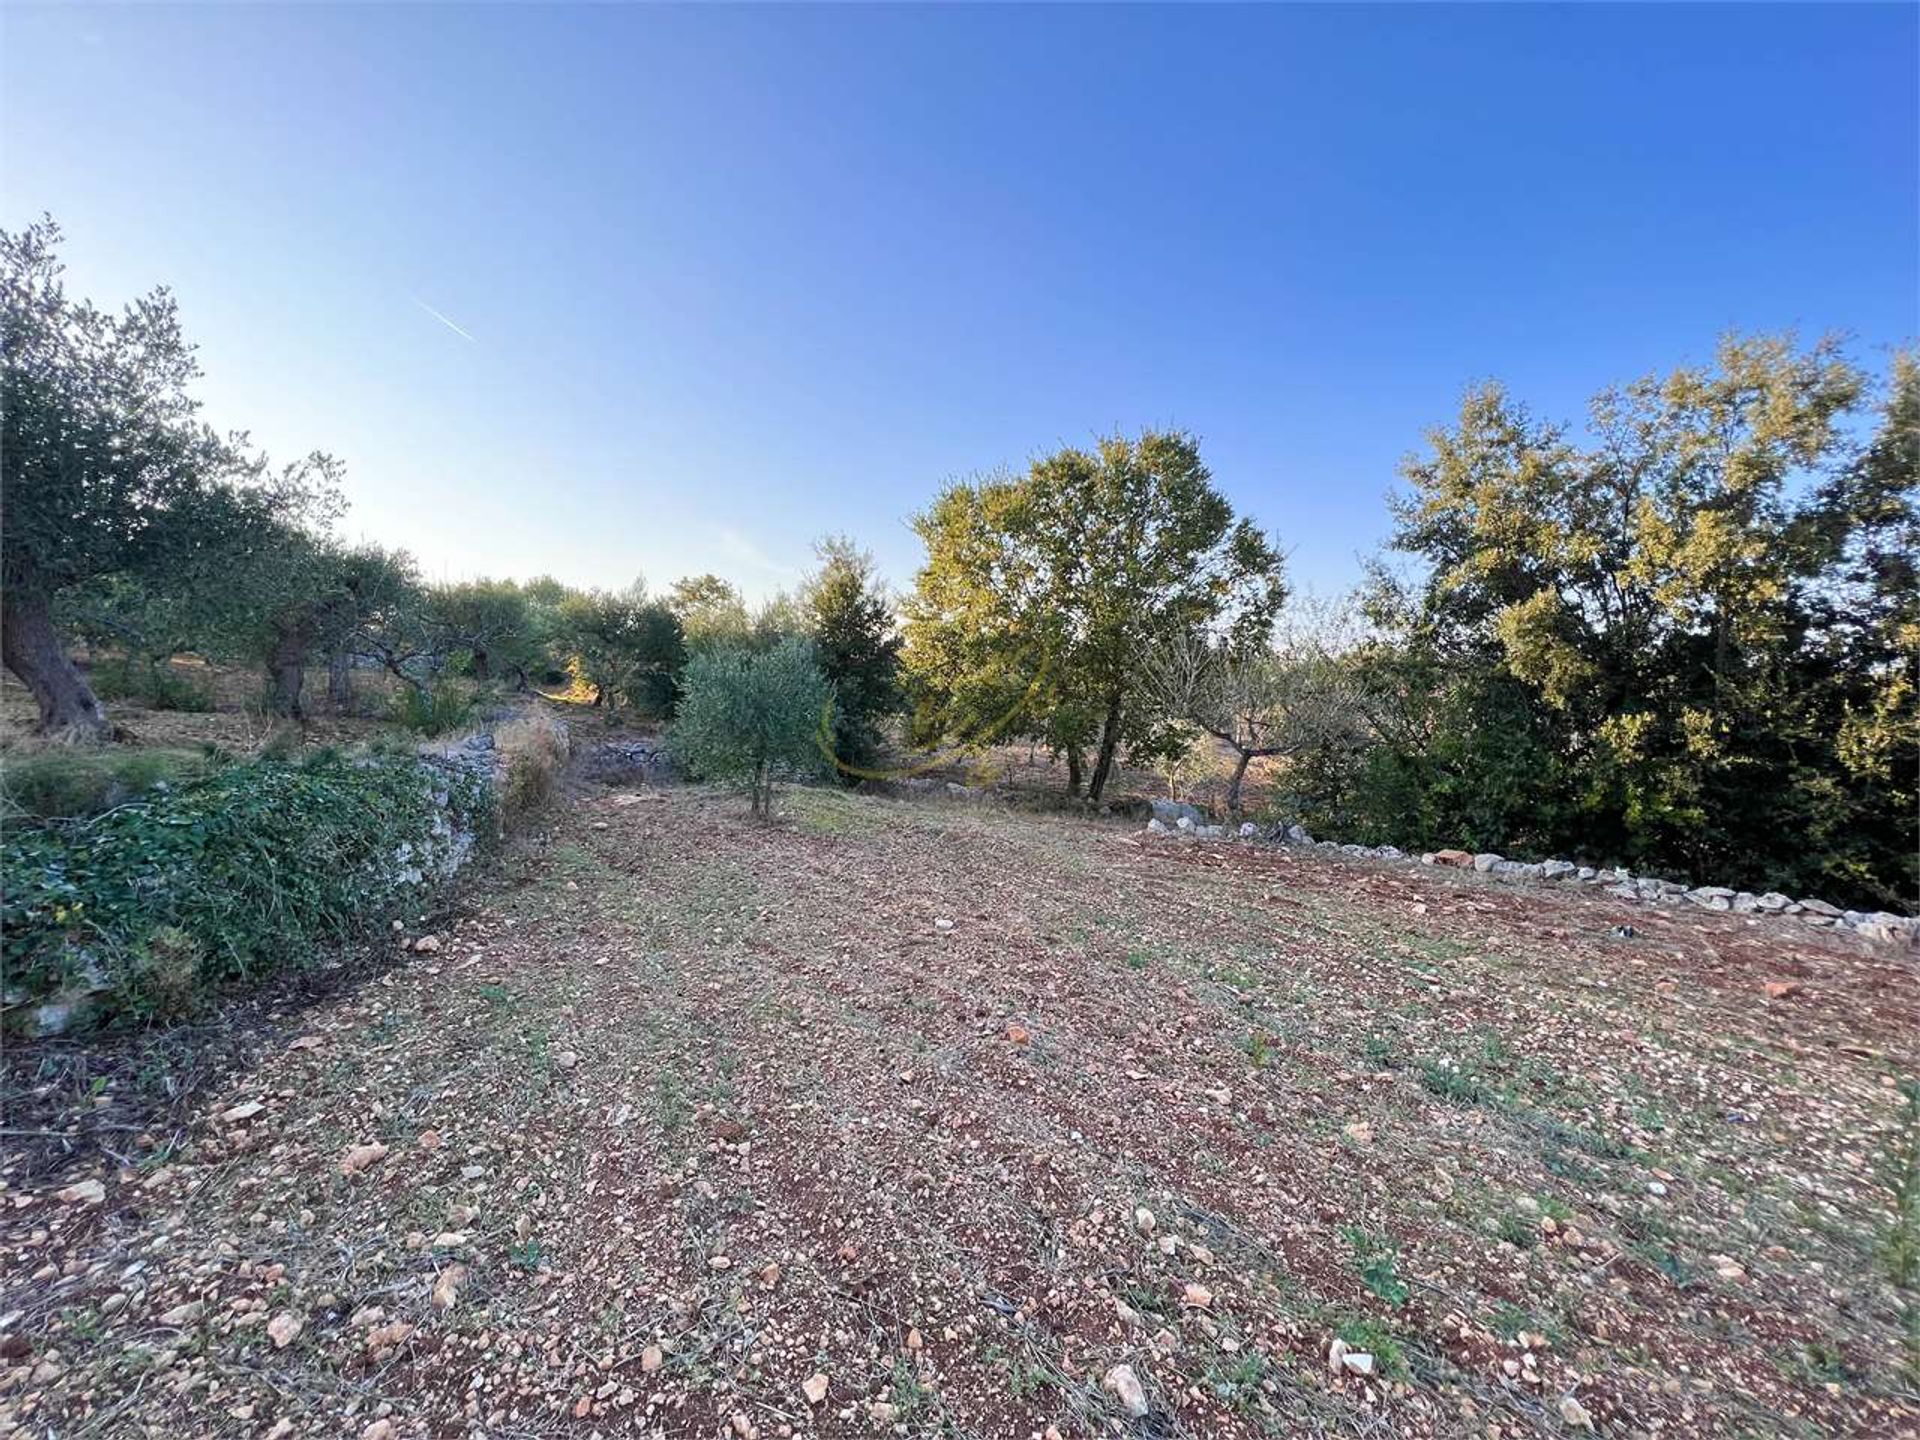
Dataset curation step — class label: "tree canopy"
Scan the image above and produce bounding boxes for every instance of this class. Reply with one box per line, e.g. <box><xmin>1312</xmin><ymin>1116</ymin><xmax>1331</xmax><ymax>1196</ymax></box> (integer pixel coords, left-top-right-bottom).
<box><xmin>903</xmin><ymin>430</ymin><xmax>1285</xmax><ymax>800</ymax></box>
<box><xmin>1312</xmin><ymin>333</ymin><xmax>1918</xmax><ymax>909</ymax></box>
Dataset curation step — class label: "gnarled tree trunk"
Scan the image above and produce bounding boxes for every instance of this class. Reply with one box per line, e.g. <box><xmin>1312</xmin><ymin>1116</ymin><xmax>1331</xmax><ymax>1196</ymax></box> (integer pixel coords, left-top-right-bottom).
<box><xmin>2</xmin><ymin>588</ymin><xmax>109</xmax><ymax>741</ymax></box>
<box><xmin>326</xmin><ymin>647</ymin><xmax>354</xmax><ymax>709</ymax></box>
<box><xmin>266</xmin><ymin>620</ymin><xmax>312</xmax><ymax>720</ymax></box>
<box><xmin>1065</xmin><ymin>744</ymin><xmax>1084</xmax><ymax>797</ymax></box>
<box><xmin>1226</xmin><ymin>748</ymin><xmax>1254</xmax><ymax>816</ymax></box>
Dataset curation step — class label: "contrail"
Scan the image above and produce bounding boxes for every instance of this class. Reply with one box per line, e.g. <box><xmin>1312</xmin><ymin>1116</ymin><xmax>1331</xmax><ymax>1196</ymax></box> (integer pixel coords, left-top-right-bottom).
<box><xmin>412</xmin><ymin>296</ymin><xmax>477</xmax><ymax>343</ymax></box>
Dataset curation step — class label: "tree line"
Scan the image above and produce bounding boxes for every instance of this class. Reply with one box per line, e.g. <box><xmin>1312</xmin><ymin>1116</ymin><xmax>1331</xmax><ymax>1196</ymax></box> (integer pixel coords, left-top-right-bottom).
<box><xmin>4</xmin><ymin>217</ymin><xmax>1913</xmax><ymax>908</ymax></box>
<box><xmin>1</xmin><ymin>219</ymin><xmax>900</xmax><ymax>759</ymax></box>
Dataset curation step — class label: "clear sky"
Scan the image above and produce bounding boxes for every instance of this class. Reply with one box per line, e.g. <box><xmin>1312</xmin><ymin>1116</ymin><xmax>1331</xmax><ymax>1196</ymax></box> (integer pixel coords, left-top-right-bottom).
<box><xmin>4</xmin><ymin>4</ymin><xmax>1914</xmax><ymax>602</ymax></box>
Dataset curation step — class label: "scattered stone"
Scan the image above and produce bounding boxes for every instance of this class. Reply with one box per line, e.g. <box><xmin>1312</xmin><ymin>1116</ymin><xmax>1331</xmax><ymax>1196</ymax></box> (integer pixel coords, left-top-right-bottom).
<box><xmin>430</xmin><ymin>1263</ymin><xmax>468</xmax><ymax>1309</ymax></box>
<box><xmin>1103</xmin><ymin>1363</ymin><xmax>1150</xmax><ymax>1417</ymax></box>
<box><xmin>57</xmin><ymin>1179</ymin><xmax>106</xmax><ymax>1206</ymax></box>
<box><xmin>1763</xmin><ymin>980</ymin><xmax>1803</xmax><ymax>999</ymax></box>
<box><xmin>1133</xmin><ymin>1205</ymin><xmax>1156</xmax><ymax>1234</ymax></box>
<box><xmin>802</xmin><ymin>1372</ymin><xmax>829</xmax><ymax>1405</ymax></box>
<box><xmin>1183</xmin><ymin>1282</ymin><xmax>1213</xmax><ymax>1309</ymax></box>
<box><xmin>267</xmin><ymin>1312</ymin><xmax>303</xmax><ymax>1348</ymax></box>
<box><xmin>555</xmin><ymin>1050</ymin><xmax>580</xmax><ymax>1070</ymax></box>
<box><xmin>159</xmin><ymin>1300</ymin><xmax>206</xmax><ymax>1327</ymax></box>
<box><xmin>412</xmin><ymin>934</ymin><xmax>442</xmax><ymax>953</ymax></box>
<box><xmin>641</xmin><ymin>1344</ymin><xmax>665</xmax><ymax>1372</ymax></box>
<box><xmin>1559</xmin><ymin>1394</ymin><xmax>1594</xmax><ymax>1429</ymax></box>
<box><xmin>220</xmin><ymin>1100</ymin><xmax>266</xmax><ymax>1124</ymax></box>
<box><xmin>340</xmin><ymin>1142</ymin><xmax>390</xmax><ymax>1177</ymax></box>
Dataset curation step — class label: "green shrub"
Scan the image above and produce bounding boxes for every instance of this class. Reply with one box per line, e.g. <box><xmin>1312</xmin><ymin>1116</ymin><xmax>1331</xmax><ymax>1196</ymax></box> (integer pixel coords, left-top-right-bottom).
<box><xmin>2</xmin><ymin>750</ymin><xmax>490</xmax><ymax>1025</ymax></box>
<box><xmin>91</xmin><ymin>663</ymin><xmax>215</xmax><ymax>712</ymax></box>
<box><xmin>388</xmin><ymin>680</ymin><xmax>474</xmax><ymax>736</ymax></box>
<box><xmin>0</xmin><ymin>747</ymin><xmax>219</xmax><ymax>821</ymax></box>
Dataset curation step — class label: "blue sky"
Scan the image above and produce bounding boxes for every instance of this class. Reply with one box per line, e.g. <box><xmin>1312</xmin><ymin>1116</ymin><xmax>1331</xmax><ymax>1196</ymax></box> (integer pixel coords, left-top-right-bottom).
<box><xmin>4</xmin><ymin>4</ymin><xmax>1914</xmax><ymax>602</ymax></box>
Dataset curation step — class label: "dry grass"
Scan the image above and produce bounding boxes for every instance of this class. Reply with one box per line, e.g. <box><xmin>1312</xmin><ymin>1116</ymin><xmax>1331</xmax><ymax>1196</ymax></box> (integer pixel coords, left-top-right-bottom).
<box><xmin>494</xmin><ymin>712</ymin><xmax>572</xmax><ymax>826</ymax></box>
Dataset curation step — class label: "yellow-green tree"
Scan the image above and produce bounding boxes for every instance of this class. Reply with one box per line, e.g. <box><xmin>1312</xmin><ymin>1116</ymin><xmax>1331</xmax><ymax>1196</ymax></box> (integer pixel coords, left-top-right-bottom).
<box><xmin>1360</xmin><ymin>333</ymin><xmax>1915</xmax><ymax>907</ymax></box>
<box><xmin>903</xmin><ymin>430</ymin><xmax>1285</xmax><ymax>801</ymax></box>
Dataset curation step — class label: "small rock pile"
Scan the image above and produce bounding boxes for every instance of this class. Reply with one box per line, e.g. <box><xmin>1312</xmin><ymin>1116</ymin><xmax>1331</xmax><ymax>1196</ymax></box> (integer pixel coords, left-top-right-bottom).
<box><xmin>1142</xmin><ymin>809</ymin><xmax>1917</xmax><ymax>946</ymax></box>
<box><xmin>576</xmin><ymin>738</ymin><xmax>674</xmax><ymax>786</ymax></box>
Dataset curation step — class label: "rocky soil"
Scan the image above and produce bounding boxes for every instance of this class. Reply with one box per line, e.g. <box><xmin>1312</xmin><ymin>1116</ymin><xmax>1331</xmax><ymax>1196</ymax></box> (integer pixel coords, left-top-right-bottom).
<box><xmin>4</xmin><ymin>778</ymin><xmax>1917</xmax><ymax>1438</ymax></box>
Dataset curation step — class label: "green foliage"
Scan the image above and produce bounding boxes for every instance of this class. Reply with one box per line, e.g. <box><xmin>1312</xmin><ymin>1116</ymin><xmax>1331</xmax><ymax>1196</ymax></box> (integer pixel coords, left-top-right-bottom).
<box><xmin>387</xmin><ymin>680</ymin><xmax>475</xmax><ymax>736</ymax></box>
<box><xmin>803</xmin><ymin>536</ymin><xmax>901</xmax><ymax>775</ymax></box>
<box><xmin>1334</xmin><ymin>1318</ymin><xmax>1409</xmax><ymax>1379</ymax></box>
<box><xmin>0</xmin><ymin>747</ymin><xmax>220</xmax><ymax>822</ymax></box>
<box><xmin>669</xmin><ymin>637</ymin><xmax>832</xmax><ymax>817</ymax></box>
<box><xmin>2</xmin><ymin>218</ymin><xmax>345</xmax><ymax>734</ymax></box>
<box><xmin>431</xmin><ymin>579</ymin><xmax>544</xmax><ymax>686</ymax></box>
<box><xmin>1294</xmin><ymin>336</ymin><xmax>1916</xmax><ymax>910</ymax></box>
<box><xmin>561</xmin><ymin>588</ymin><xmax>686</xmax><ymax>715</ymax></box>
<box><xmin>1</xmin><ymin>751</ymin><xmax>489</xmax><ymax>1023</ymax></box>
<box><xmin>1339</xmin><ymin>1225</ymin><xmax>1411</xmax><ymax>1306</ymax></box>
<box><xmin>903</xmin><ymin>429</ymin><xmax>1285</xmax><ymax>800</ymax></box>
<box><xmin>88</xmin><ymin>660</ymin><xmax>215</xmax><ymax>712</ymax></box>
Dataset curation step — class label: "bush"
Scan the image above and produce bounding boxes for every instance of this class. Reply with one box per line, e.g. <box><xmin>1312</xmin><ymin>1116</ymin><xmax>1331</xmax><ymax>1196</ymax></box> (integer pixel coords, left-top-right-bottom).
<box><xmin>2</xmin><ymin>750</ymin><xmax>490</xmax><ymax>1026</ymax></box>
<box><xmin>388</xmin><ymin>680</ymin><xmax>474</xmax><ymax>736</ymax></box>
<box><xmin>0</xmin><ymin>747</ymin><xmax>221</xmax><ymax>822</ymax></box>
<box><xmin>495</xmin><ymin>714</ymin><xmax>570</xmax><ymax>826</ymax></box>
<box><xmin>669</xmin><ymin>638</ymin><xmax>832</xmax><ymax>817</ymax></box>
<box><xmin>91</xmin><ymin>662</ymin><xmax>215</xmax><ymax>712</ymax></box>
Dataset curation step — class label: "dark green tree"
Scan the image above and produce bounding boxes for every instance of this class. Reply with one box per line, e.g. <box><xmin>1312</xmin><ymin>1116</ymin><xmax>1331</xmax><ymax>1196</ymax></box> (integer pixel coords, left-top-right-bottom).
<box><xmin>803</xmin><ymin>536</ymin><xmax>900</xmax><ymax>775</ymax></box>
<box><xmin>1348</xmin><ymin>333</ymin><xmax>1916</xmax><ymax>907</ymax></box>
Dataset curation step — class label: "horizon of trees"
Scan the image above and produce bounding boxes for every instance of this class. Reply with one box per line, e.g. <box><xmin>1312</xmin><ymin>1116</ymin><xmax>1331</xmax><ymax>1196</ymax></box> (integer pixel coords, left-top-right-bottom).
<box><xmin>5</xmin><ymin>216</ymin><xmax>1914</xmax><ymax>909</ymax></box>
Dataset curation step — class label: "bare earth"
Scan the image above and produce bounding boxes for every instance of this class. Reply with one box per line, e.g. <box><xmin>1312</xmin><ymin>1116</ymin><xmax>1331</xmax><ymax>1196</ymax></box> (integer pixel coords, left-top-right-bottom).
<box><xmin>4</xmin><ymin>774</ymin><xmax>1918</xmax><ymax>1439</ymax></box>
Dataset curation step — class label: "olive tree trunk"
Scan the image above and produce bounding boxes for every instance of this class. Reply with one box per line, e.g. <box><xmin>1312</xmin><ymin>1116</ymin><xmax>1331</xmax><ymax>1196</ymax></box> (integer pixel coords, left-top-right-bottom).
<box><xmin>266</xmin><ymin>621</ymin><xmax>312</xmax><ymax>719</ymax></box>
<box><xmin>1225</xmin><ymin>748</ymin><xmax>1254</xmax><ymax>816</ymax></box>
<box><xmin>2</xmin><ymin>588</ymin><xmax>110</xmax><ymax>740</ymax></box>
<box><xmin>327</xmin><ymin>648</ymin><xmax>353</xmax><ymax>709</ymax></box>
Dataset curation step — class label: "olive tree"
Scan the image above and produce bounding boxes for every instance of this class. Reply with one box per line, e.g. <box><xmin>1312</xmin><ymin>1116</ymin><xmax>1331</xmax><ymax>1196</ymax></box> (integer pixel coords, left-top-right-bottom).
<box><xmin>1</xmin><ymin>219</ymin><xmax>240</xmax><ymax>736</ymax></box>
<box><xmin>669</xmin><ymin>636</ymin><xmax>832</xmax><ymax>818</ymax></box>
<box><xmin>1145</xmin><ymin>599</ymin><xmax>1370</xmax><ymax>815</ymax></box>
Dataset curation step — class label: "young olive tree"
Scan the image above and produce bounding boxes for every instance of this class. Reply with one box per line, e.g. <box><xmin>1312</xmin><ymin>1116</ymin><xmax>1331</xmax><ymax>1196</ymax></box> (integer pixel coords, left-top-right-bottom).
<box><xmin>669</xmin><ymin>637</ymin><xmax>832</xmax><ymax>819</ymax></box>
